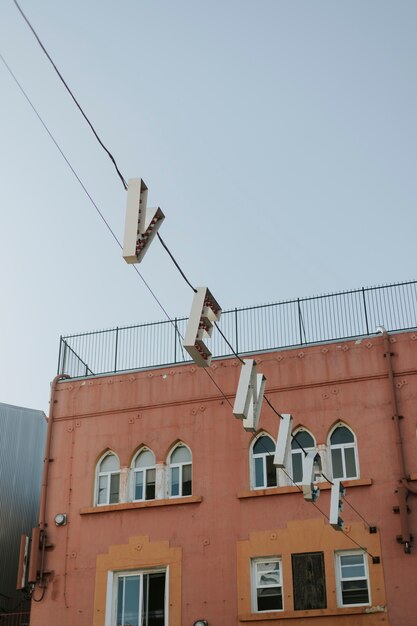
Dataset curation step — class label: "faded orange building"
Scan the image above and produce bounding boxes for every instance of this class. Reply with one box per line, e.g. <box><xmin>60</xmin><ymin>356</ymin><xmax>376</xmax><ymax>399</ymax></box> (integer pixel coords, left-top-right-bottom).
<box><xmin>27</xmin><ymin>284</ymin><xmax>417</xmax><ymax>626</ymax></box>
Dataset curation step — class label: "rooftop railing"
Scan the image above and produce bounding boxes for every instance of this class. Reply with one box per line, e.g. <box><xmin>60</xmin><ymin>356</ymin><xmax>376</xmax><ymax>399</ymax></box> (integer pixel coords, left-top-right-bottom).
<box><xmin>58</xmin><ymin>280</ymin><xmax>417</xmax><ymax>379</ymax></box>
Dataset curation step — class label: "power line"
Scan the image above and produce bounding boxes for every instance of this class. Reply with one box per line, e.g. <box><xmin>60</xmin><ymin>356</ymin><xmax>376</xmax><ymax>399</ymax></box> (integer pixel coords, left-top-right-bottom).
<box><xmin>0</xmin><ymin>50</ymin><xmax>186</xmax><ymax>362</ymax></box>
<box><xmin>12</xmin><ymin>0</ymin><xmax>128</xmax><ymax>191</ymax></box>
<box><xmin>3</xmin><ymin>16</ymin><xmax>377</xmax><ymax>551</ymax></box>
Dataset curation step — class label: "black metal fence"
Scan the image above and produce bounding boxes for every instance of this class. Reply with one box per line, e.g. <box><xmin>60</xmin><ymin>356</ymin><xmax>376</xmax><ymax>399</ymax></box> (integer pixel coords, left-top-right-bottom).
<box><xmin>57</xmin><ymin>280</ymin><xmax>417</xmax><ymax>378</ymax></box>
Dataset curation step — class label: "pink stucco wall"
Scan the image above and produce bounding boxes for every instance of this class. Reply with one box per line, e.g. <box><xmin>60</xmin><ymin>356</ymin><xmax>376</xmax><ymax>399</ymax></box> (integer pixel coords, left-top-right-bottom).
<box><xmin>29</xmin><ymin>331</ymin><xmax>417</xmax><ymax>625</ymax></box>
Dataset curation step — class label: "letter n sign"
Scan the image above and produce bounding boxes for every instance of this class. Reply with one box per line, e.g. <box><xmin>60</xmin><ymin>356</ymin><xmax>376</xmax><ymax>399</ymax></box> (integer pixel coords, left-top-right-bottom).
<box><xmin>183</xmin><ymin>287</ymin><xmax>222</xmax><ymax>367</ymax></box>
<box><xmin>233</xmin><ymin>359</ymin><xmax>266</xmax><ymax>432</ymax></box>
<box><xmin>123</xmin><ymin>178</ymin><xmax>165</xmax><ymax>263</ymax></box>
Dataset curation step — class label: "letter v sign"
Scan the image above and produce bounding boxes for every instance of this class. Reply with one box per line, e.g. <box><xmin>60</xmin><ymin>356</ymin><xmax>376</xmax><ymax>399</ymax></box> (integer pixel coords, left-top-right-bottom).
<box><xmin>123</xmin><ymin>178</ymin><xmax>165</xmax><ymax>263</ymax></box>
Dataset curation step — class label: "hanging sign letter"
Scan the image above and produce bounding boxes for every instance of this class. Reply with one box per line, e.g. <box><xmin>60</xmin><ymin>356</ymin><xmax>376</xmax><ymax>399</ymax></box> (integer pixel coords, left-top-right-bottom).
<box><xmin>302</xmin><ymin>451</ymin><xmax>322</xmax><ymax>502</ymax></box>
<box><xmin>330</xmin><ymin>480</ymin><xmax>346</xmax><ymax>531</ymax></box>
<box><xmin>273</xmin><ymin>414</ymin><xmax>293</xmax><ymax>468</ymax></box>
<box><xmin>123</xmin><ymin>178</ymin><xmax>165</xmax><ymax>263</ymax></box>
<box><xmin>183</xmin><ymin>287</ymin><xmax>221</xmax><ymax>367</ymax></box>
<box><xmin>233</xmin><ymin>359</ymin><xmax>266</xmax><ymax>432</ymax></box>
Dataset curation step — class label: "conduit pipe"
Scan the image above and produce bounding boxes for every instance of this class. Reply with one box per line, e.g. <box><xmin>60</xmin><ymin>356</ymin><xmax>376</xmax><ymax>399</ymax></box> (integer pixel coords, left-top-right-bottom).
<box><xmin>28</xmin><ymin>374</ymin><xmax>69</xmax><ymax>586</ymax></box>
<box><xmin>381</xmin><ymin>329</ymin><xmax>416</xmax><ymax>553</ymax></box>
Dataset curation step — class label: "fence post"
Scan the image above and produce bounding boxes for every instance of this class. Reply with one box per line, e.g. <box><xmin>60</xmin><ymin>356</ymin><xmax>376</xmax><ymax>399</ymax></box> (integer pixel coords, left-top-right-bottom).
<box><xmin>62</xmin><ymin>340</ymin><xmax>68</xmax><ymax>375</ymax></box>
<box><xmin>114</xmin><ymin>327</ymin><xmax>119</xmax><ymax>373</ymax></box>
<box><xmin>57</xmin><ymin>336</ymin><xmax>63</xmax><ymax>374</ymax></box>
<box><xmin>174</xmin><ymin>318</ymin><xmax>178</xmax><ymax>363</ymax></box>
<box><xmin>361</xmin><ymin>288</ymin><xmax>370</xmax><ymax>335</ymax></box>
<box><xmin>297</xmin><ymin>299</ymin><xmax>303</xmax><ymax>345</ymax></box>
<box><xmin>234</xmin><ymin>308</ymin><xmax>239</xmax><ymax>355</ymax></box>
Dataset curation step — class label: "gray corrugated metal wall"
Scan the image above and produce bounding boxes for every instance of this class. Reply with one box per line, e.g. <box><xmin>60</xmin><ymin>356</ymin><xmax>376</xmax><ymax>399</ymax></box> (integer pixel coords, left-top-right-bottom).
<box><xmin>0</xmin><ymin>403</ymin><xmax>46</xmax><ymax>611</ymax></box>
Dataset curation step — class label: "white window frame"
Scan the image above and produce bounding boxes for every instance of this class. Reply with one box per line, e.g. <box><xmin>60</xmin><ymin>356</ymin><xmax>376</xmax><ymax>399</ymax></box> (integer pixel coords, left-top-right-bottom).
<box><xmin>105</xmin><ymin>567</ymin><xmax>168</xmax><ymax>626</ymax></box>
<box><xmin>291</xmin><ymin>429</ymin><xmax>316</xmax><ymax>485</ymax></box>
<box><xmin>335</xmin><ymin>550</ymin><xmax>370</xmax><ymax>607</ymax></box>
<box><xmin>95</xmin><ymin>452</ymin><xmax>120</xmax><ymax>506</ymax></box>
<box><xmin>251</xmin><ymin>557</ymin><xmax>284</xmax><ymax>613</ymax></box>
<box><xmin>132</xmin><ymin>448</ymin><xmax>156</xmax><ymax>502</ymax></box>
<box><xmin>168</xmin><ymin>444</ymin><xmax>192</xmax><ymax>498</ymax></box>
<box><xmin>250</xmin><ymin>434</ymin><xmax>277</xmax><ymax>490</ymax></box>
<box><xmin>329</xmin><ymin>424</ymin><xmax>359</xmax><ymax>480</ymax></box>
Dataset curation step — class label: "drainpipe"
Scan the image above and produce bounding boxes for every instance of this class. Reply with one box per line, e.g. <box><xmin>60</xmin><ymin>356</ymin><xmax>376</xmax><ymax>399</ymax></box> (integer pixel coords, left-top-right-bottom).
<box><xmin>380</xmin><ymin>328</ymin><xmax>416</xmax><ymax>553</ymax></box>
<box><xmin>28</xmin><ymin>374</ymin><xmax>69</xmax><ymax>587</ymax></box>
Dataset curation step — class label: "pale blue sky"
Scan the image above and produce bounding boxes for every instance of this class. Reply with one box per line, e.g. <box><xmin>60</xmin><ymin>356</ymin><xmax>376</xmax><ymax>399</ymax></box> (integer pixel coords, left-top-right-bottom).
<box><xmin>0</xmin><ymin>1</ymin><xmax>416</xmax><ymax>411</ymax></box>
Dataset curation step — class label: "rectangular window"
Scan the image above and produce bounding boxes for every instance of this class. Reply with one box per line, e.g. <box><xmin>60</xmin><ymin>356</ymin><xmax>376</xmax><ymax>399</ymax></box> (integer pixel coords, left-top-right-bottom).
<box><xmin>111</xmin><ymin>570</ymin><xmax>166</xmax><ymax>626</ymax></box>
<box><xmin>292</xmin><ymin>552</ymin><xmax>326</xmax><ymax>610</ymax></box>
<box><xmin>252</xmin><ymin>558</ymin><xmax>283</xmax><ymax>612</ymax></box>
<box><xmin>336</xmin><ymin>551</ymin><xmax>370</xmax><ymax>606</ymax></box>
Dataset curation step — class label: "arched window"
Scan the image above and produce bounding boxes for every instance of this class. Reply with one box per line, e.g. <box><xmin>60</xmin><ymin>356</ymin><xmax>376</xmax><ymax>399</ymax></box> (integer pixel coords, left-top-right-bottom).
<box><xmin>169</xmin><ymin>444</ymin><xmax>192</xmax><ymax>497</ymax></box>
<box><xmin>291</xmin><ymin>429</ymin><xmax>316</xmax><ymax>484</ymax></box>
<box><xmin>329</xmin><ymin>425</ymin><xmax>359</xmax><ymax>480</ymax></box>
<box><xmin>251</xmin><ymin>434</ymin><xmax>277</xmax><ymax>489</ymax></box>
<box><xmin>96</xmin><ymin>452</ymin><xmax>120</xmax><ymax>505</ymax></box>
<box><xmin>132</xmin><ymin>448</ymin><xmax>156</xmax><ymax>501</ymax></box>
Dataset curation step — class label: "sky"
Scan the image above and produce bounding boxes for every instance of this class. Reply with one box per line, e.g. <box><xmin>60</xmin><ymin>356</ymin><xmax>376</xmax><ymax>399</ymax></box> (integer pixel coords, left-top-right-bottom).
<box><xmin>0</xmin><ymin>0</ymin><xmax>416</xmax><ymax>413</ymax></box>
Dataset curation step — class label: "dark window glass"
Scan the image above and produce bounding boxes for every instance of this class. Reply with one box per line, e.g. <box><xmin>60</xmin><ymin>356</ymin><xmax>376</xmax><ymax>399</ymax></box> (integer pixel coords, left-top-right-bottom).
<box><xmin>182</xmin><ymin>464</ymin><xmax>192</xmax><ymax>496</ymax></box>
<box><xmin>110</xmin><ymin>473</ymin><xmax>120</xmax><ymax>504</ymax></box>
<box><xmin>331</xmin><ymin>448</ymin><xmax>344</xmax><ymax>479</ymax></box>
<box><xmin>266</xmin><ymin>455</ymin><xmax>277</xmax><ymax>487</ymax></box>
<box><xmin>257</xmin><ymin>587</ymin><xmax>283</xmax><ymax>611</ymax></box>
<box><xmin>291</xmin><ymin>431</ymin><xmax>314</xmax><ymax>450</ymax></box>
<box><xmin>146</xmin><ymin>468</ymin><xmax>156</xmax><ymax>500</ymax></box>
<box><xmin>341</xmin><ymin>580</ymin><xmax>369</xmax><ymax>605</ymax></box>
<box><xmin>292</xmin><ymin>452</ymin><xmax>303</xmax><ymax>483</ymax></box>
<box><xmin>292</xmin><ymin>552</ymin><xmax>327</xmax><ymax>610</ymax></box>
<box><xmin>171</xmin><ymin>467</ymin><xmax>180</xmax><ymax>496</ymax></box>
<box><xmin>331</xmin><ymin>426</ymin><xmax>354</xmax><ymax>445</ymax></box>
<box><xmin>253</xmin><ymin>435</ymin><xmax>275</xmax><ymax>455</ymax></box>
<box><xmin>147</xmin><ymin>573</ymin><xmax>166</xmax><ymax>626</ymax></box>
<box><xmin>345</xmin><ymin>447</ymin><xmax>357</xmax><ymax>477</ymax></box>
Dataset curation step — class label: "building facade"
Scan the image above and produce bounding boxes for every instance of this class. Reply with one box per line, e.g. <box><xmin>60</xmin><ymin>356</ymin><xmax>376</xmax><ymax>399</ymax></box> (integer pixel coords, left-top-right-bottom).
<box><xmin>0</xmin><ymin>403</ymin><xmax>46</xmax><ymax>615</ymax></box>
<box><xmin>28</xmin><ymin>329</ymin><xmax>417</xmax><ymax>626</ymax></box>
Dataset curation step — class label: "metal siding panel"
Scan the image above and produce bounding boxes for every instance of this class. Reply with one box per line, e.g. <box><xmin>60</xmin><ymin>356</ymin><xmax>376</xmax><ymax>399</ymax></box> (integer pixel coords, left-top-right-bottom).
<box><xmin>0</xmin><ymin>403</ymin><xmax>46</xmax><ymax>609</ymax></box>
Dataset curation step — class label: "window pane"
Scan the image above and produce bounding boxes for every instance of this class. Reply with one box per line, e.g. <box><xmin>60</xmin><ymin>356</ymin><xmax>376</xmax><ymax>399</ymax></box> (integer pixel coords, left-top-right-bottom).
<box><xmin>110</xmin><ymin>473</ymin><xmax>120</xmax><ymax>504</ymax></box>
<box><xmin>292</xmin><ymin>451</ymin><xmax>303</xmax><ymax>483</ymax></box>
<box><xmin>135</xmin><ymin>449</ymin><xmax>155</xmax><ymax>468</ymax></box>
<box><xmin>257</xmin><ymin>587</ymin><xmax>282</xmax><ymax>611</ymax></box>
<box><xmin>291</xmin><ymin>431</ymin><xmax>315</xmax><ymax>450</ymax></box>
<box><xmin>331</xmin><ymin>448</ymin><xmax>344</xmax><ymax>479</ymax></box>
<box><xmin>341</xmin><ymin>554</ymin><xmax>364</xmax><ymax>568</ymax></box>
<box><xmin>98</xmin><ymin>475</ymin><xmax>108</xmax><ymax>505</ymax></box>
<box><xmin>124</xmin><ymin>575</ymin><xmax>140</xmax><ymax>626</ymax></box>
<box><xmin>182</xmin><ymin>464</ymin><xmax>192</xmax><ymax>496</ymax></box>
<box><xmin>146</xmin><ymin>468</ymin><xmax>156</xmax><ymax>500</ymax></box>
<box><xmin>331</xmin><ymin>426</ymin><xmax>354</xmax><ymax>445</ymax></box>
<box><xmin>135</xmin><ymin>471</ymin><xmax>144</xmax><ymax>500</ymax></box>
<box><xmin>148</xmin><ymin>573</ymin><xmax>166</xmax><ymax>626</ymax></box>
<box><xmin>117</xmin><ymin>577</ymin><xmax>124</xmax><ymax>625</ymax></box>
<box><xmin>257</xmin><ymin>562</ymin><xmax>280</xmax><ymax>587</ymax></box>
<box><xmin>342</xmin><ymin>580</ymin><xmax>369</xmax><ymax>605</ymax></box>
<box><xmin>100</xmin><ymin>453</ymin><xmax>119</xmax><ymax>472</ymax></box>
<box><xmin>171</xmin><ymin>445</ymin><xmax>191</xmax><ymax>463</ymax></box>
<box><xmin>171</xmin><ymin>467</ymin><xmax>180</xmax><ymax>496</ymax></box>
<box><xmin>253</xmin><ymin>436</ymin><xmax>275</xmax><ymax>455</ymax></box>
<box><xmin>254</xmin><ymin>457</ymin><xmax>264</xmax><ymax>487</ymax></box>
<box><xmin>344</xmin><ymin>447</ymin><xmax>357</xmax><ymax>478</ymax></box>
<box><xmin>266</xmin><ymin>455</ymin><xmax>277</xmax><ymax>488</ymax></box>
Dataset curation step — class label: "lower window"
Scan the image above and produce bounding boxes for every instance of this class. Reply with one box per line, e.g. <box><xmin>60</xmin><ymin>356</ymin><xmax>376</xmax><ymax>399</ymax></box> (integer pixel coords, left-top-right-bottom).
<box><xmin>335</xmin><ymin>550</ymin><xmax>370</xmax><ymax>606</ymax></box>
<box><xmin>109</xmin><ymin>569</ymin><xmax>166</xmax><ymax>626</ymax></box>
<box><xmin>252</xmin><ymin>558</ymin><xmax>283</xmax><ymax>612</ymax></box>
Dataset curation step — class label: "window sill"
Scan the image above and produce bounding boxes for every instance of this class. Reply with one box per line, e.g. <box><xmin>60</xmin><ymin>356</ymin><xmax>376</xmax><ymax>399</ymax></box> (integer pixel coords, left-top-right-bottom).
<box><xmin>239</xmin><ymin>604</ymin><xmax>385</xmax><ymax>621</ymax></box>
<box><xmin>237</xmin><ymin>478</ymin><xmax>372</xmax><ymax>499</ymax></box>
<box><xmin>80</xmin><ymin>495</ymin><xmax>203</xmax><ymax>515</ymax></box>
